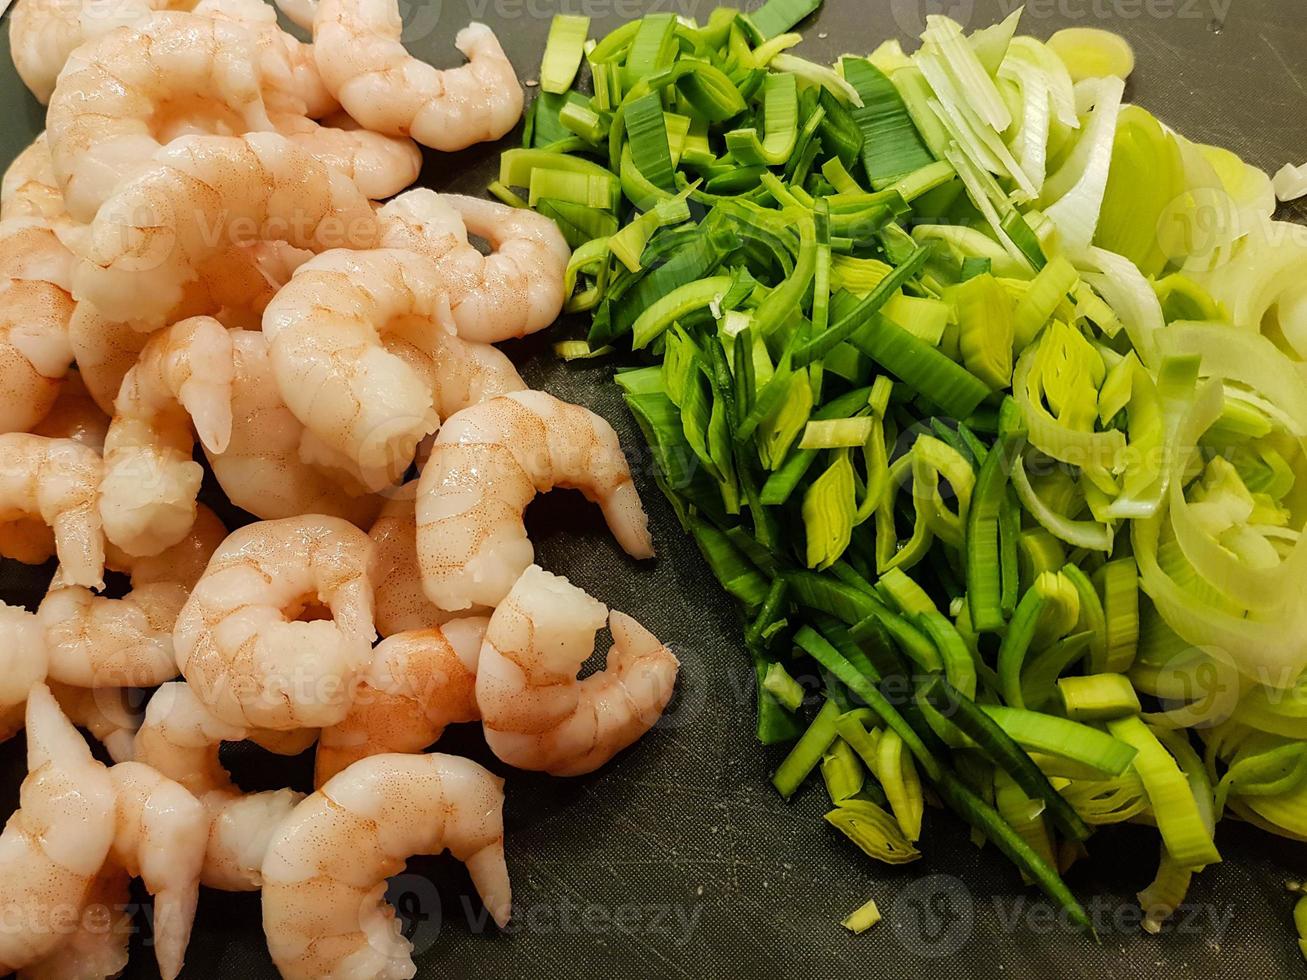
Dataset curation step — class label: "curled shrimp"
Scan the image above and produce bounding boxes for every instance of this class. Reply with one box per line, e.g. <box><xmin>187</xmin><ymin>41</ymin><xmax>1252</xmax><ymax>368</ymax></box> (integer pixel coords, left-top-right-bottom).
<box><xmin>271</xmin><ymin>110</ymin><xmax>421</xmax><ymax>202</ymax></box>
<box><xmin>69</xmin><ymin>240</ymin><xmax>311</xmax><ymax>414</ymax></box>
<box><xmin>67</xmin><ymin>132</ymin><xmax>380</xmax><ymax>330</ymax></box>
<box><xmin>98</xmin><ymin>316</ymin><xmax>233</xmax><ymax>557</ymax></box>
<box><xmin>31</xmin><ymin>370</ymin><xmax>111</xmax><ymax>450</ymax></box>
<box><xmin>0</xmin><ymin>684</ymin><xmax>116</xmax><ymax>975</ymax></box>
<box><xmin>315</xmin><ymin>617</ymin><xmax>486</xmax><ymax>785</ymax></box>
<box><xmin>1</xmin><ymin>132</ymin><xmax>67</xmax><ymax>225</ymax></box>
<box><xmin>132</xmin><ymin>682</ymin><xmax>311</xmax><ymax>891</ymax></box>
<box><xmin>48</xmin><ymin>682</ymin><xmax>144</xmax><ymax>763</ymax></box>
<box><xmin>104</xmin><ymin>761</ymin><xmax>208</xmax><ymax>980</ymax></box>
<box><xmin>175</xmin><ymin>514</ymin><xmax>378</xmax><ymax>729</ymax></box>
<box><xmin>477</xmin><ymin>565</ymin><xmax>680</xmax><ymax>776</ymax></box>
<box><xmin>0</xmin><ymin>601</ymin><xmax>49</xmax><ymax>742</ymax></box>
<box><xmin>415</xmin><ymin>390</ymin><xmax>654</xmax><ymax>611</ymax></box>
<box><xmin>0</xmin><ymin>433</ymin><xmax>105</xmax><ymax>588</ymax></box>
<box><xmin>368</xmin><ymin>482</ymin><xmax>467</xmax><ymax>637</ymax></box>
<box><xmin>380</xmin><ymin>189</ymin><xmax>569</xmax><ymax>342</ymax></box>
<box><xmin>0</xmin><ymin>218</ymin><xmax>76</xmax><ymax>435</ymax></box>
<box><xmin>261</xmin><ymin>752</ymin><xmax>512</xmax><ymax>980</ymax></box>
<box><xmin>208</xmin><ymin>330</ymin><xmax>382</xmax><ymax>526</ymax></box>
<box><xmin>261</xmin><ymin>247</ymin><xmax>526</xmax><ymax>490</ymax></box>
<box><xmin>46</xmin><ymin>11</ymin><xmax>275</xmax><ymax>223</ymax></box>
<box><xmin>40</xmin><ymin>504</ymin><xmax>226</xmax><ymax>689</ymax></box>
<box><xmin>313</xmin><ymin>0</ymin><xmax>523</xmax><ymax>151</ymax></box>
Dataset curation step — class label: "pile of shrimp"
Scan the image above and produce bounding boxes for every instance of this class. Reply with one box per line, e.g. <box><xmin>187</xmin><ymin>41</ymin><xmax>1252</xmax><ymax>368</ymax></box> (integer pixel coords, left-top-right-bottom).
<box><xmin>0</xmin><ymin>0</ymin><xmax>682</xmax><ymax>976</ymax></box>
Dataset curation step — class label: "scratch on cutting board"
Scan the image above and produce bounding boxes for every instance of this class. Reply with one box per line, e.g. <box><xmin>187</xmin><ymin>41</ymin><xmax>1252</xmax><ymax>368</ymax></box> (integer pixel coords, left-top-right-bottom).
<box><xmin>1261</xmin><ymin>33</ymin><xmax>1306</xmax><ymax>97</ymax></box>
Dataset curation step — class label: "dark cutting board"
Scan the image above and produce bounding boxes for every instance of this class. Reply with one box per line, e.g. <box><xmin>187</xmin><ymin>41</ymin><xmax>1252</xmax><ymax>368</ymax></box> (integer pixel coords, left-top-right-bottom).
<box><xmin>2</xmin><ymin>0</ymin><xmax>1306</xmax><ymax>977</ymax></box>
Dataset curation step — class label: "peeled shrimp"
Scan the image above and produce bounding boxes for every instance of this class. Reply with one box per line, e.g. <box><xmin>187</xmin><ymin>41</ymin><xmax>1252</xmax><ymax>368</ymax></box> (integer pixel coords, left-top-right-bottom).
<box><xmin>175</xmin><ymin>514</ymin><xmax>378</xmax><ymax>730</ymax></box>
<box><xmin>48</xmin><ymin>682</ymin><xmax>143</xmax><ymax>763</ymax></box>
<box><xmin>46</xmin><ymin>11</ymin><xmax>275</xmax><ymax>223</ymax></box>
<box><xmin>68</xmin><ymin>132</ymin><xmax>380</xmax><ymax>330</ymax></box>
<box><xmin>380</xmin><ymin>189</ymin><xmax>570</xmax><ymax>342</ymax></box>
<box><xmin>477</xmin><ymin>566</ymin><xmax>679</xmax><ymax>776</ymax></box>
<box><xmin>40</xmin><ymin>504</ymin><xmax>226</xmax><ymax>689</ymax></box>
<box><xmin>261</xmin><ymin>247</ymin><xmax>526</xmax><ymax>490</ymax></box>
<box><xmin>0</xmin><ymin>433</ymin><xmax>104</xmax><ymax>588</ymax></box>
<box><xmin>1</xmin><ymin>133</ymin><xmax>66</xmax><ymax>225</ymax></box>
<box><xmin>104</xmin><ymin>761</ymin><xmax>208</xmax><ymax>980</ymax></box>
<box><xmin>208</xmin><ymin>330</ymin><xmax>382</xmax><ymax>525</ymax></box>
<box><xmin>315</xmin><ymin>617</ymin><xmax>486</xmax><ymax>785</ymax></box>
<box><xmin>98</xmin><ymin>317</ymin><xmax>233</xmax><ymax>557</ymax></box>
<box><xmin>261</xmin><ymin>752</ymin><xmax>511</xmax><ymax>980</ymax></box>
<box><xmin>0</xmin><ymin>601</ymin><xmax>49</xmax><ymax>742</ymax></box>
<box><xmin>132</xmin><ymin>682</ymin><xmax>309</xmax><ymax>891</ymax></box>
<box><xmin>313</xmin><ymin>0</ymin><xmax>523</xmax><ymax>151</ymax></box>
<box><xmin>69</xmin><ymin>240</ymin><xmax>311</xmax><ymax>414</ymax></box>
<box><xmin>368</xmin><ymin>482</ymin><xmax>464</xmax><ymax>637</ymax></box>
<box><xmin>0</xmin><ymin>684</ymin><xmax>116</xmax><ymax>974</ymax></box>
<box><xmin>416</xmin><ymin>391</ymin><xmax>653</xmax><ymax>611</ymax></box>
<box><xmin>0</xmin><ymin>219</ymin><xmax>76</xmax><ymax>434</ymax></box>
<box><xmin>30</xmin><ymin>371</ymin><xmax>110</xmax><ymax>450</ymax></box>
<box><xmin>271</xmin><ymin>110</ymin><xmax>421</xmax><ymax>202</ymax></box>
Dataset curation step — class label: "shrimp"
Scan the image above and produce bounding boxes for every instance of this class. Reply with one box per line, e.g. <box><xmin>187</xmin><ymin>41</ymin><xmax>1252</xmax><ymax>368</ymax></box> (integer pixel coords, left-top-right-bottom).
<box><xmin>45</xmin><ymin>12</ymin><xmax>275</xmax><ymax>223</ymax></box>
<box><xmin>261</xmin><ymin>752</ymin><xmax>512</xmax><ymax>980</ymax></box>
<box><xmin>48</xmin><ymin>682</ymin><xmax>143</xmax><ymax>763</ymax></box>
<box><xmin>103</xmin><ymin>761</ymin><xmax>208</xmax><ymax>980</ymax></box>
<box><xmin>67</xmin><ymin>132</ymin><xmax>380</xmax><ymax>330</ymax></box>
<box><xmin>0</xmin><ymin>433</ymin><xmax>104</xmax><ymax>588</ymax></box>
<box><xmin>476</xmin><ymin>566</ymin><xmax>679</xmax><ymax>776</ymax></box>
<box><xmin>40</xmin><ymin>504</ymin><xmax>226</xmax><ymax>689</ymax></box>
<box><xmin>0</xmin><ymin>684</ymin><xmax>116</xmax><ymax>975</ymax></box>
<box><xmin>208</xmin><ymin>330</ymin><xmax>382</xmax><ymax>525</ymax></box>
<box><xmin>0</xmin><ymin>219</ymin><xmax>76</xmax><ymax>435</ymax></box>
<box><xmin>315</xmin><ymin>617</ymin><xmax>486</xmax><ymax>785</ymax></box>
<box><xmin>98</xmin><ymin>317</ymin><xmax>233</xmax><ymax>557</ymax></box>
<box><xmin>0</xmin><ymin>601</ymin><xmax>49</xmax><ymax>742</ymax></box>
<box><xmin>379</xmin><ymin>189</ymin><xmax>570</xmax><ymax>342</ymax></box>
<box><xmin>1</xmin><ymin>133</ymin><xmax>66</xmax><ymax>225</ymax></box>
<box><xmin>69</xmin><ymin>240</ymin><xmax>311</xmax><ymax>414</ymax></box>
<box><xmin>174</xmin><ymin>514</ymin><xmax>378</xmax><ymax>730</ymax></box>
<box><xmin>272</xmin><ymin>111</ymin><xmax>421</xmax><ymax>202</ymax></box>
<box><xmin>312</xmin><ymin>0</ymin><xmax>523</xmax><ymax>151</ymax></box>
<box><xmin>31</xmin><ymin>371</ymin><xmax>110</xmax><ymax>450</ymax></box>
<box><xmin>415</xmin><ymin>391</ymin><xmax>654</xmax><ymax>611</ymax></box>
<box><xmin>368</xmin><ymin>482</ymin><xmax>468</xmax><ymax>637</ymax></box>
<box><xmin>133</xmin><ymin>682</ymin><xmax>308</xmax><ymax>891</ymax></box>
<box><xmin>261</xmin><ymin>247</ymin><xmax>526</xmax><ymax>490</ymax></box>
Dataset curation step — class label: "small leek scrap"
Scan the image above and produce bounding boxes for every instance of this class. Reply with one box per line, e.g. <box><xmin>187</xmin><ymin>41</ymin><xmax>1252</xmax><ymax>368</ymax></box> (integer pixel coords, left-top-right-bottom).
<box><xmin>503</xmin><ymin>0</ymin><xmax>1307</xmax><ymax>954</ymax></box>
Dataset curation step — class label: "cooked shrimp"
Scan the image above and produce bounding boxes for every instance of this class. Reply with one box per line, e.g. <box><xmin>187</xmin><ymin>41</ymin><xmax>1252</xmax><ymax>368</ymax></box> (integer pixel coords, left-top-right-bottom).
<box><xmin>272</xmin><ymin>110</ymin><xmax>421</xmax><ymax>201</ymax></box>
<box><xmin>40</xmin><ymin>504</ymin><xmax>226</xmax><ymax>689</ymax></box>
<box><xmin>262</xmin><ymin>247</ymin><xmax>526</xmax><ymax>490</ymax></box>
<box><xmin>416</xmin><ymin>391</ymin><xmax>653</xmax><ymax>611</ymax></box>
<box><xmin>175</xmin><ymin>514</ymin><xmax>378</xmax><ymax>729</ymax></box>
<box><xmin>0</xmin><ymin>684</ymin><xmax>116</xmax><ymax>974</ymax></box>
<box><xmin>48</xmin><ymin>682</ymin><xmax>143</xmax><ymax>763</ymax></box>
<box><xmin>31</xmin><ymin>371</ymin><xmax>110</xmax><ymax>450</ymax></box>
<box><xmin>0</xmin><ymin>601</ymin><xmax>49</xmax><ymax>742</ymax></box>
<box><xmin>69</xmin><ymin>240</ymin><xmax>310</xmax><ymax>414</ymax></box>
<box><xmin>261</xmin><ymin>752</ymin><xmax>511</xmax><ymax>979</ymax></box>
<box><xmin>18</xmin><ymin>868</ymin><xmax>132</xmax><ymax>980</ymax></box>
<box><xmin>477</xmin><ymin>566</ymin><xmax>679</xmax><ymax>776</ymax></box>
<box><xmin>68</xmin><ymin>132</ymin><xmax>380</xmax><ymax>330</ymax></box>
<box><xmin>368</xmin><ymin>482</ymin><xmax>467</xmax><ymax>637</ymax></box>
<box><xmin>315</xmin><ymin>618</ymin><xmax>486</xmax><ymax>785</ymax></box>
<box><xmin>105</xmin><ymin>761</ymin><xmax>208</xmax><ymax>980</ymax></box>
<box><xmin>1</xmin><ymin>133</ymin><xmax>66</xmax><ymax>224</ymax></box>
<box><xmin>133</xmin><ymin>681</ymin><xmax>308</xmax><ymax>890</ymax></box>
<box><xmin>208</xmin><ymin>330</ymin><xmax>382</xmax><ymax>525</ymax></box>
<box><xmin>0</xmin><ymin>433</ymin><xmax>104</xmax><ymax>588</ymax></box>
<box><xmin>98</xmin><ymin>317</ymin><xmax>233</xmax><ymax>557</ymax></box>
<box><xmin>380</xmin><ymin>189</ymin><xmax>570</xmax><ymax>342</ymax></box>
<box><xmin>0</xmin><ymin>219</ymin><xmax>76</xmax><ymax>434</ymax></box>
<box><xmin>46</xmin><ymin>11</ymin><xmax>275</xmax><ymax>223</ymax></box>
<box><xmin>313</xmin><ymin>0</ymin><xmax>523</xmax><ymax>151</ymax></box>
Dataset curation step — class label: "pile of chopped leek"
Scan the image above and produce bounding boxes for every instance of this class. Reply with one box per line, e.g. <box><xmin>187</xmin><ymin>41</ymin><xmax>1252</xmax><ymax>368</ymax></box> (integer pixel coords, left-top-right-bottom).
<box><xmin>497</xmin><ymin>0</ymin><xmax>1307</xmax><ymax>949</ymax></box>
